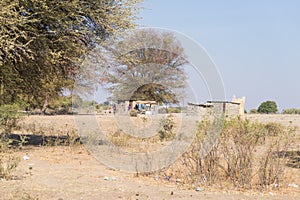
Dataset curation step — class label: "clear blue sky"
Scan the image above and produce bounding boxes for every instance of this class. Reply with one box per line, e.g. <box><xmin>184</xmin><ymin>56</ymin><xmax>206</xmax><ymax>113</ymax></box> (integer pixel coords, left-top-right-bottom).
<box><xmin>138</xmin><ymin>0</ymin><xmax>300</xmax><ymax>111</ymax></box>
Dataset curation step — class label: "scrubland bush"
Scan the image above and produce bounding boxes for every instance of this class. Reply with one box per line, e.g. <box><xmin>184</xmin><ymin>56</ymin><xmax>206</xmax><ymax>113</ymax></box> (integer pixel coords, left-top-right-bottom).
<box><xmin>0</xmin><ymin>104</ymin><xmax>24</xmax><ymax>133</ymax></box>
<box><xmin>129</xmin><ymin>109</ymin><xmax>138</xmax><ymax>117</ymax></box>
<box><xmin>0</xmin><ymin>156</ymin><xmax>19</xmax><ymax>179</ymax></box>
<box><xmin>158</xmin><ymin>116</ymin><xmax>175</xmax><ymax>141</ymax></box>
<box><xmin>257</xmin><ymin>125</ymin><xmax>296</xmax><ymax>188</ymax></box>
<box><xmin>161</xmin><ymin>117</ymin><xmax>296</xmax><ymax>190</ymax></box>
<box><xmin>167</xmin><ymin>107</ymin><xmax>181</xmax><ymax>113</ymax></box>
<box><xmin>0</xmin><ymin>134</ymin><xmax>20</xmax><ymax>179</ymax></box>
<box><xmin>109</xmin><ymin>129</ymin><xmax>130</xmax><ymax>147</ymax></box>
<box><xmin>283</xmin><ymin>108</ymin><xmax>300</xmax><ymax>114</ymax></box>
<box><xmin>0</xmin><ymin>104</ymin><xmax>24</xmax><ymax>178</ymax></box>
<box><xmin>219</xmin><ymin>118</ymin><xmax>266</xmax><ymax>188</ymax></box>
<box><xmin>249</xmin><ymin>109</ymin><xmax>258</xmax><ymax>114</ymax></box>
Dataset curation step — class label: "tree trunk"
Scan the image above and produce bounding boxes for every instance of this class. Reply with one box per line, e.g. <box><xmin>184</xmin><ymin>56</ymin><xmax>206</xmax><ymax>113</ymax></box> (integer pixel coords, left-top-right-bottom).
<box><xmin>41</xmin><ymin>97</ymin><xmax>48</xmax><ymax>115</ymax></box>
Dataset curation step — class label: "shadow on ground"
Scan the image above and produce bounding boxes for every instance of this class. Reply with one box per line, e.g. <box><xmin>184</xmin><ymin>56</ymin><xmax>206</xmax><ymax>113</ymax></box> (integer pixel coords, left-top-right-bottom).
<box><xmin>1</xmin><ymin>133</ymin><xmax>299</xmax><ymax>168</ymax></box>
<box><xmin>281</xmin><ymin>150</ymin><xmax>300</xmax><ymax>169</ymax></box>
<box><xmin>1</xmin><ymin>133</ymin><xmax>81</xmax><ymax>146</ymax></box>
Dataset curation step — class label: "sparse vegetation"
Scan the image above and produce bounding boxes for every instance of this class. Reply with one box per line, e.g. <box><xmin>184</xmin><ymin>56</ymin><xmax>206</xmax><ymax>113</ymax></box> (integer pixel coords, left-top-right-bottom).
<box><xmin>161</xmin><ymin>117</ymin><xmax>296</xmax><ymax>190</ymax></box>
<box><xmin>167</xmin><ymin>107</ymin><xmax>181</xmax><ymax>113</ymax></box>
<box><xmin>0</xmin><ymin>104</ymin><xmax>24</xmax><ymax>133</ymax></box>
<box><xmin>158</xmin><ymin>116</ymin><xmax>175</xmax><ymax>141</ymax></box>
<box><xmin>109</xmin><ymin>129</ymin><xmax>130</xmax><ymax>147</ymax></box>
<box><xmin>0</xmin><ymin>134</ymin><xmax>20</xmax><ymax>179</ymax></box>
<box><xmin>283</xmin><ymin>108</ymin><xmax>300</xmax><ymax>114</ymax></box>
<box><xmin>0</xmin><ymin>113</ymin><xmax>299</xmax><ymax>199</ymax></box>
<box><xmin>249</xmin><ymin>109</ymin><xmax>258</xmax><ymax>114</ymax></box>
<box><xmin>258</xmin><ymin>124</ymin><xmax>296</xmax><ymax>188</ymax></box>
<box><xmin>0</xmin><ymin>104</ymin><xmax>24</xmax><ymax>179</ymax></box>
<box><xmin>129</xmin><ymin>109</ymin><xmax>138</xmax><ymax>117</ymax></box>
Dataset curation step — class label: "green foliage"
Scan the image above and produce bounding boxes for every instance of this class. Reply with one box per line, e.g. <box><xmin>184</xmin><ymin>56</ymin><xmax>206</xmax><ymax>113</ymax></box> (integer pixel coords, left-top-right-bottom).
<box><xmin>282</xmin><ymin>108</ymin><xmax>300</xmax><ymax>114</ymax></box>
<box><xmin>167</xmin><ymin>107</ymin><xmax>181</xmax><ymax>113</ymax></box>
<box><xmin>0</xmin><ymin>104</ymin><xmax>23</xmax><ymax>133</ymax></box>
<box><xmin>48</xmin><ymin>95</ymin><xmax>73</xmax><ymax>114</ymax></box>
<box><xmin>0</xmin><ymin>0</ymin><xmax>142</xmax><ymax>108</ymax></box>
<box><xmin>249</xmin><ymin>109</ymin><xmax>258</xmax><ymax>114</ymax></box>
<box><xmin>48</xmin><ymin>95</ymin><xmax>99</xmax><ymax>114</ymax></box>
<box><xmin>72</xmin><ymin>95</ymin><xmax>84</xmax><ymax>108</ymax></box>
<box><xmin>258</xmin><ymin>100</ymin><xmax>278</xmax><ymax>114</ymax></box>
<box><xmin>95</xmin><ymin>103</ymin><xmax>111</xmax><ymax>111</ymax></box>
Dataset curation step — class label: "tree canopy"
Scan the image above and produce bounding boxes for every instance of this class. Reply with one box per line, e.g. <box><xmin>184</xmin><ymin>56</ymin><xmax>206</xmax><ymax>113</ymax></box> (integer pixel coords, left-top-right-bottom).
<box><xmin>0</xmin><ymin>0</ymin><xmax>142</xmax><ymax>110</ymax></box>
<box><xmin>102</xmin><ymin>29</ymin><xmax>187</xmax><ymax>104</ymax></box>
<box><xmin>258</xmin><ymin>100</ymin><xmax>278</xmax><ymax>114</ymax></box>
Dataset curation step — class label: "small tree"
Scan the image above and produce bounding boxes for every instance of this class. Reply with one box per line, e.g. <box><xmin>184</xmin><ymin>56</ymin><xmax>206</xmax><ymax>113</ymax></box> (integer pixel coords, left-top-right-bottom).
<box><xmin>258</xmin><ymin>101</ymin><xmax>278</xmax><ymax>114</ymax></box>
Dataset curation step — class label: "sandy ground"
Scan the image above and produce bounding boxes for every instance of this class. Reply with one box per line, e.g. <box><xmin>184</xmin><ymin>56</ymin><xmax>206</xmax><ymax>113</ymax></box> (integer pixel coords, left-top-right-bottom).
<box><xmin>2</xmin><ymin>146</ymin><xmax>299</xmax><ymax>200</ymax></box>
<box><xmin>0</xmin><ymin>114</ymin><xmax>299</xmax><ymax>200</ymax></box>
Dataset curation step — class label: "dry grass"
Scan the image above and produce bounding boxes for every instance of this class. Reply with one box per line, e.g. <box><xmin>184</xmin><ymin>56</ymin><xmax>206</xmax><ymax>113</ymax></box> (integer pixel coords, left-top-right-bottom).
<box><xmin>4</xmin><ymin>114</ymin><xmax>299</xmax><ymax>192</ymax></box>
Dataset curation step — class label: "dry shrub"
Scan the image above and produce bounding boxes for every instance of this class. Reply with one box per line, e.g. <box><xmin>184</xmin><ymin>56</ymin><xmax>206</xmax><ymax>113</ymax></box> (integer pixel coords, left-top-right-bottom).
<box><xmin>109</xmin><ymin>129</ymin><xmax>130</xmax><ymax>147</ymax></box>
<box><xmin>220</xmin><ymin>118</ymin><xmax>266</xmax><ymax>188</ymax></box>
<box><xmin>257</xmin><ymin>125</ymin><xmax>296</xmax><ymax>188</ymax></box>
<box><xmin>265</xmin><ymin>122</ymin><xmax>284</xmax><ymax>136</ymax></box>
<box><xmin>0</xmin><ymin>135</ymin><xmax>20</xmax><ymax>179</ymax></box>
<box><xmin>160</xmin><ymin>117</ymin><xmax>296</xmax><ymax>190</ymax></box>
<box><xmin>160</xmin><ymin>118</ymin><xmax>221</xmax><ymax>186</ymax></box>
<box><xmin>158</xmin><ymin>116</ymin><xmax>175</xmax><ymax>141</ymax></box>
<box><xmin>129</xmin><ymin>109</ymin><xmax>138</xmax><ymax>117</ymax></box>
<box><xmin>0</xmin><ymin>104</ymin><xmax>23</xmax><ymax>179</ymax></box>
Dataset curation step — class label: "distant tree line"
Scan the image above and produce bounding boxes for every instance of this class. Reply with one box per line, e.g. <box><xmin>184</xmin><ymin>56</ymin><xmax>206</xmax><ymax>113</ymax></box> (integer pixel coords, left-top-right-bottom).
<box><xmin>249</xmin><ymin>100</ymin><xmax>300</xmax><ymax>114</ymax></box>
<box><xmin>282</xmin><ymin>108</ymin><xmax>300</xmax><ymax>114</ymax></box>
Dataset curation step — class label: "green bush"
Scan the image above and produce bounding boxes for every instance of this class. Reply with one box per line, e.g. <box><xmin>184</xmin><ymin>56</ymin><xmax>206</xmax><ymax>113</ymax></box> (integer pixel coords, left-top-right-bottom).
<box><xmin>0</xmin><ymin>104</ymin><xmax>24</xmax><ymax>133</ymax></box>
<box><xmin>249</xmin><ymin>109</ymin><xmax>258</xmax><ymax>114</ymax></box>
<box><xmin>167</xmin><ymin>107</ymin><xmax>181</xmax><ymax>113</ymax></box>
<box><xmin>282</xmin><ymin>108</ymin><xmax>300</xmax><ymax>114</ymax></box>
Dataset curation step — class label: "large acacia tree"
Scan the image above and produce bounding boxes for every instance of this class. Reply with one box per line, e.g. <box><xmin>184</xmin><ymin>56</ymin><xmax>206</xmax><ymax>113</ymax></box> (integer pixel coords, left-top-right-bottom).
<box><xmin>103</xmin><ymin>29</ymin><xmax>187</xmax><ymax>104</ymax></box>
<box><xmin>0</xmin><ymin>0</ymin><xmax>141</xmax><ymax>110</ymax></box>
